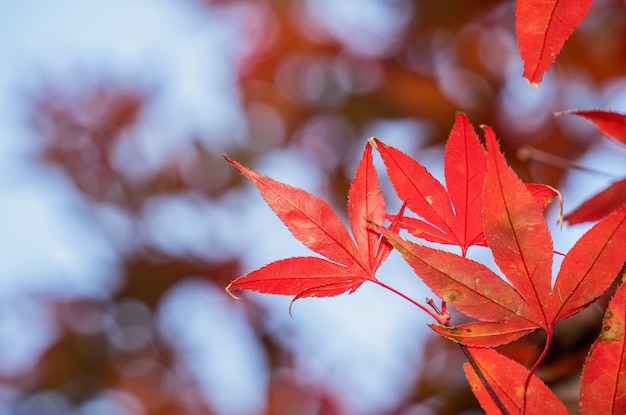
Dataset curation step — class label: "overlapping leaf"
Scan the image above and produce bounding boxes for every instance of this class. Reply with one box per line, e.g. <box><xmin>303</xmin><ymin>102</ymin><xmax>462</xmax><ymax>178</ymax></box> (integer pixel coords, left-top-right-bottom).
<box><xmin>377</xmin><ymin>123</ymin><xmax>626</xmax><ymax>347</ymax></box>
<box><xmin>374</xmin><ymin>113</ymin><xmax>561</xmax><ymax>256</ymax></box>
<box><xmin>376</xmin><ymin>226</ymin><xmax>539</xmax><ymax>347</ymax></box>
<box><xmin>225</xmin><ymin>143</ymin><xmax>391</xmax><ymax>303</ymax></box>
<box><xmin>482</xmin><ymin>127</ymin><xmax>553</xmax><ymax>324</ymax></box>
<box><xmin>373</xmin><ymin>113</ymin><xmax>485</xmax><ymax>256</ymax></box>
<box><xmin>464</xmin><ymin>348</ymin><xmax>568</xmax><ymax>415</ymax></box>
<box><xmin>225</xmin><ymin>111</ymin><xmax>626</xmax><ymax>412</ymax></box>
<box><xmin>580</xmin><ymin>282</ymin><xmax>626</xmax><ymax>415</ymax></box>
<box><xmin>516</xmin><ymin>0</ymin><xmax>593</xmax><ymax>85</ymax></box>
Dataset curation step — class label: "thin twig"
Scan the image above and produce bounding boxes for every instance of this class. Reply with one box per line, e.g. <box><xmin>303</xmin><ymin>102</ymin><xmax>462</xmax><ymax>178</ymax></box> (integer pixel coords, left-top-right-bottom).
<box><xmin>520</xmin><ymin>329</ymin><xmax>553</xmax><ymax>414</ymax></box>
<box><xmin>374</xmin><ymin>280</ymin><xmax>448</xmax><ymax>324</ymax></box>
<box><xmin>379</xmin><ymin>281</ymin><xmax>510</xmax><ymax>414</ymax></box>
<box><xmin>518</xmin><ymin>146</ymin><xmax>616</xmax><ymax>177</ymax></box>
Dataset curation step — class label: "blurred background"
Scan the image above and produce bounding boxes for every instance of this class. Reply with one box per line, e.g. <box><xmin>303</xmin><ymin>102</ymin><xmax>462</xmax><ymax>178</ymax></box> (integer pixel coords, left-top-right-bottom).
<box><xmin>1</xmin><ymin>0</ymin><xmax>626</xmax><ymax>414</ymax></box>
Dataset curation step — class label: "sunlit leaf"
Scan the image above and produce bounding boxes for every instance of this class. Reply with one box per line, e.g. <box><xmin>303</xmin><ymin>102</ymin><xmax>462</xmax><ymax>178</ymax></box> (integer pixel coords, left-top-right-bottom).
<box><xmin>348</xmin><ymin>143</ymin><xmax>386</xmax><ymax>271</ymax></box>
<box><xmin>227</xmin><ymin>256</ymin><xmax>366</xmax><ymax>297</ymax></box>
<box><xmin>225</xmin><ymin>157</ymin><xmax>359</xmax><ymax>266</ymax></box>
<box><xmin>225</xmin><ymin>144</ymin><xmax>389</xmax><ymax>303</ymax></box>
<box><xmin>482</xmin><ymin>127</ymin><xmax>553</xmax><ymax>323</ymax></box>
<box><xmin>444</xmin><ymin>112</ymin><xmax>487</xmax><ymax>252</ymax></box>
<box><xmin>374</xmin><ymin>113</ymin><xmax>487</xmax><ymax>255</ymax></box>
<box><xmin>372</xmin><ymin>137</ymin><xmax>455</xmax><ymax>238</ymax></box>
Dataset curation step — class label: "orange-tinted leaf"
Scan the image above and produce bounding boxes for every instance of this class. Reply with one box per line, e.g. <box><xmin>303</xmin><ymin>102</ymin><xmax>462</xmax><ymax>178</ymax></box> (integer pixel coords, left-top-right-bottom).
<box><xmin>565</xmin><ymin>178</ymin><xmax>626</xmax><ymax>225</ymax></box>
<box><xmin>226</xmin><ymin>157</ymin><xmax>360</xmax><ymax>267</ymax></box>
<box><xmin>444</xmin><ymin>113</ymin><xmax>487</xmax><ymax>252</ymax></box>
<box><xmin>482</xmin><ymin>127</ymin><xmax>553</xmax><ymax>324</ymax></box>
<box><xmin>516</xmin><ymin>0</ymin><xmax>593</xmax><ymax>85</ymax></box>
<box><xmin>348</xmin><ymin>143</ymin><xmax>386</xmax><ymax>271</ymax></box>
<box><xmin>431</xmin><ymin>320</ymin><xmax>537</xmax><ymax>347</ymax></box>
<box><xmin>377</xmin><ymin>227</ymin><xmax>535</xmax><ymax>329</ymax></box>
<box><xmin>227</xmin><ymin>256</ymin><xmax>364</xmax><ymax>297</ymax></box>
<box><xmin>465</xmin><ymin>348</ymin><xmax>568</xmax><ymax>415</ymax></box>
<box><xmin>580</xmin><ymin>282</ymin><xmax>626</xmax><ymax>415</ymax></box>
<box><xmin>559</xmin><ymin>110</ymin><xmax>626</xmax><ymax>145</ymax></box>
<box><xmin>550</xmin><ymin>207</ymin><xmax>626</xmax><ymax>323</ymax></box>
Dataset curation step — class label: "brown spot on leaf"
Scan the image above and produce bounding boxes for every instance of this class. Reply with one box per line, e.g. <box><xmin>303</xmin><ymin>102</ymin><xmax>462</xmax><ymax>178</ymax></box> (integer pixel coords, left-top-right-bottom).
<box><xmin>442</xmin><ymin>289</ymin><xmax>463</xmax><ymax>303</ymax></box>
<box><xmin>597</xmin><ymin>307</ymin><xmax>624</xmax><ymax>342</ymax></box>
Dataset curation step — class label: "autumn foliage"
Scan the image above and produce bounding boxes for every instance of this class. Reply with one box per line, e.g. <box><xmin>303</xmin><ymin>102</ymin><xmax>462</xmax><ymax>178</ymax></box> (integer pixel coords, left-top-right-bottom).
<box><xmin>225</xmin><ymin>2</ymin><xmax>626</xmax><ymax>413</ymax></box>
<box><xmin>13</xmin><ymin>0</ymin><xmax>626</xmax><ymax>414</ymax></box>
<box><xmin>227</xmin><ymin>112</ymin><xmax>626</xmax><ymax>414</ymax></box>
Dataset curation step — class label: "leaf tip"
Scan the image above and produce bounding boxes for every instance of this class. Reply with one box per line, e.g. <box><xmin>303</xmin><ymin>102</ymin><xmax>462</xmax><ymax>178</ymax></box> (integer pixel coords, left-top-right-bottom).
<box><xmin>480</xmin><ymin>125</ymin><xmax>499</xmax><ymax>150</ymax></box>
<box><xmin>454</xmin><ymin>111</ymin><xmax>469</xmax><ymax>121</ymax></box>
<box><xmin>223</xmin><ymin>154</ymin><xmax>241</xmax><ymax>170</ymax></box>
<box><xmin>225</xmin><ymin>282</ymin><xmax>241</xmax><ymax>300</ymax></box>
<box><xmin>223</xmin><ymin>154</ymin><xmax>242</xmax><ymax>170</ymax></box>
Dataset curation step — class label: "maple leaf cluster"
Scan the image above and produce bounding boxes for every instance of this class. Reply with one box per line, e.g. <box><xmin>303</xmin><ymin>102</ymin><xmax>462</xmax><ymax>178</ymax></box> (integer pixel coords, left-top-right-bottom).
<box><xmin>225</xmin><ymin>112</ymin><xmax>626</xmax><ymax>414</ymax></box>
<box><xmin>223</xmin><ymin>2</ymin><xmax>626</xmax><ymax>413</ymax></box>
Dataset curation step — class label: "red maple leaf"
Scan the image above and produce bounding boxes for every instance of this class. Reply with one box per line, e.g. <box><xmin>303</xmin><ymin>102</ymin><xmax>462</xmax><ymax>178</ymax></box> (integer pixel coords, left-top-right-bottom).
<box><xmin>372</xmin><ymin>113</ymin><xmax>486</xmax><ymax>256</ymax></box>
<box><xmin>224</xmin><ymin>143</ymin><xmax>408</xmax><ymax>311</ymax></box>
<box><xmin>516</xmin><ymin>0</ymin><xmax>593</xmax><ymax>85</ymax></box>
<box><xmin>376</xmin><ymin>125</ymin><xmax>626</xmax><ymax>348</ymax></box>
<box><xmin>225</xmin><ymin>113</ymin><xmax>626</xmax><ymax>413</ymax></box>
<box><xmin>373</xmin><ymin>113</ymin><xmax>562</xmax><ymax>257</ymax></box>
<box><xmin>374</xmin><ymin>122</ymin><xmax>626</xmax><ymax>412</ymax></box>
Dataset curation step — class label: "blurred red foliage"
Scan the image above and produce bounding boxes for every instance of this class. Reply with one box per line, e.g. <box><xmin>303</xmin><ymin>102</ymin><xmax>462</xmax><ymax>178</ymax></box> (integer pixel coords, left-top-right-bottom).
<box><xmin>11</xmin><ymin>0</ymin><xmax>626</xmax><ymax>414</ymax></box>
